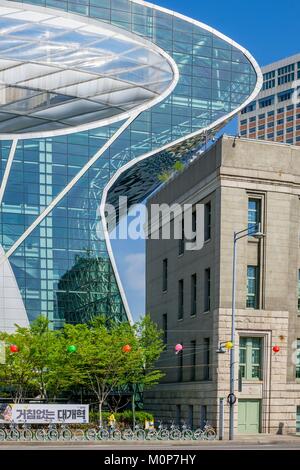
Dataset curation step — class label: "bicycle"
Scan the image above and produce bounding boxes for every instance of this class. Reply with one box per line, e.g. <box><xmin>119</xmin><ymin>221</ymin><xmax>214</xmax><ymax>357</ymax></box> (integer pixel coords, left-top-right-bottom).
<box><xmin>145</xmin><ymin>427</ymin><xmax>157</xmax><ymax>440</ymax></box>
<box><xmin>202</xmin><ymin>421</ymin><xmax>216</xmax><ymax>440</ymax></box>
<box><xmin>6</xmin><ymin>422</ymin><xmax>20</xmax><ymax>441</ymax></box>
<box><xmin>20</xmin><ymin>422</ymin><xmax>33</xmax><ymax>441</ymax></box>
<box><xmin>85</xmin><ymin>426</ymin><xmax>99</xmax><ymax>441</ymax></box>
<box><xmin>35</xmin><ymin>427</ymin><xmax>47</xmax><ymax>441</ymax></box>
<box><xmin>133</xmin><ymin>423</ymin><xmax>145</xmax><ymax>441</ymax></box>
<box><xmin>181</xmin><ymin>422</ymin><xmax>194</xmax><ymax>440</ymax></box>
<box><xmin>59</xmin><ymin>422</ymin><xmax>73</xmax><ymax>441</ymax></box>
<box><xmin>169</xmin><ymin>422</ymin><xmax>181</xmax><ymax>440</ymax></box>
<box><xmin>0</xmin><ymin>424</ymin><xmax>6</xmax><ymax>441</ymax></box>
<box><xmin>47</xmin><ymin>423</ymin><xmax>59</xmax><ymax>441</ymax></box>
<box><xmin>193</xmin><ymin>421</ymin><xmax>216</xmax><ymax>440</ymax></box>
<box><xmin>73</xmin><ymin>427</ymin><xmax>85</xmax><ymax>441</ymax></box>
<box><xmin>157</xmin><ymin>421</ymin><xmax>169</xmax><ymax>440</ymax></box>
<box><xmin>98</xmin><ymin>426</ymin><xmax>109</xmax><ymax>441</ymax></box>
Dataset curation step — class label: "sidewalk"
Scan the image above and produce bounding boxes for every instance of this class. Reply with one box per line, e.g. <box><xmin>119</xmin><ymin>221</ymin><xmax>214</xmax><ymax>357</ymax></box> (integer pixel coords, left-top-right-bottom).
<box><xmin>0</xmin><ymin>434</ymin><xmax>299</xmax><ymax>447</ymax></box>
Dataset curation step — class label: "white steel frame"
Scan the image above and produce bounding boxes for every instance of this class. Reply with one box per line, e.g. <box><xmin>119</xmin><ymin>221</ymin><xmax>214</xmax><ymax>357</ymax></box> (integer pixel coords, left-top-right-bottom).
<box><xmin>0</xmin><ymin>0</ymin><xmax>263</xmax><ymax>324</ymax></box>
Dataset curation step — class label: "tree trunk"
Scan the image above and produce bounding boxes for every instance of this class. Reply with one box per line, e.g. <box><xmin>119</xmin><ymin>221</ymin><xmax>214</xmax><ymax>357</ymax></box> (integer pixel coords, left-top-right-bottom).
<box><xmin>99</xmin><ymin>402</ymin><xmax>103</xmax><ymax>428</ymax></box>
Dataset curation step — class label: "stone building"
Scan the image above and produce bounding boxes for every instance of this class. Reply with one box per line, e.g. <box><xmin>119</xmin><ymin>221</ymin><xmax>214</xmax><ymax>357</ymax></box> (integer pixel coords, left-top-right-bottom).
<box><xmin>144</xmin><ymin>135</ymin><xmax>300</xmax><ymax>435</ymax></box>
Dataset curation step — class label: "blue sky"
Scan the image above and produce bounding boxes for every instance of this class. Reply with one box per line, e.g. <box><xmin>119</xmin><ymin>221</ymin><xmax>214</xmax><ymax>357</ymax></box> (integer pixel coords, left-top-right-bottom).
<box><xmin>112</xmin><ymin>0</ymin><xmax>300</xmax><ymax>321</ymax></box>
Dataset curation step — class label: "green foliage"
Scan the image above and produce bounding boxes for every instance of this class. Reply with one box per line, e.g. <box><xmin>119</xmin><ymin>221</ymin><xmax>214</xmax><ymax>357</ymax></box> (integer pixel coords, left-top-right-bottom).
<box><xmin>0</xmin><ymin>315</ymin><xmax>164</xmax><ymax>420</ymax></box>
<box><xmin>89</xmin><ymin>410</ymin><xmax>154</xmax><ymax>426</ymax></box>
<box><xmin>157</xmin><ymin>171</ymin><xmax>171</xmax><ymax>182</ymax></box>
<box><xmin>173</xmin><ymin>160</ymin><xmax>185</xmax><ymax>172</ymax></box>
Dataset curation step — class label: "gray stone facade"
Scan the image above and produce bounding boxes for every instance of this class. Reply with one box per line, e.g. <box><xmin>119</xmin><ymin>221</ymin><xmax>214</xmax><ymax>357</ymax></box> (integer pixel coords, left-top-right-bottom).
<box><xmin>144</xmin><ymin>135</ymin><xmax>300</xmax><ymax>436</ymax></box>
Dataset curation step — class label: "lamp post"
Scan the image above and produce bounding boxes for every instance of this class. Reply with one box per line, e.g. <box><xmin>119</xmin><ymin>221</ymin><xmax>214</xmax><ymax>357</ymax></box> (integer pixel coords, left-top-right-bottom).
<box><xmin>229</xmin><ymin>222</ymin><xmax>264</xmax><ymax>440</ymax></box>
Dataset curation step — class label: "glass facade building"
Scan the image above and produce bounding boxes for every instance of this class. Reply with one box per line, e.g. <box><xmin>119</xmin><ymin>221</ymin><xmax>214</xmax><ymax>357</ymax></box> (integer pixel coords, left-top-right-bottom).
<box><xmin>0</xmin><ymin>0</ymin><xmax>262</xmax><ymax>331</ymax></box>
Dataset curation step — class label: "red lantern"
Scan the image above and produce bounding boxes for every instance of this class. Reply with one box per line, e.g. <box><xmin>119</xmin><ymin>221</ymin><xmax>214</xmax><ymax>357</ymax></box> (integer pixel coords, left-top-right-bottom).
<box><xmin>273</xmin><ymin>345</ymin><xmax>280</xmax><ymax>353</ymax></box>
<box><xmin>10</xmin><ymin>344</ymin><xmax>19</xmax><ymax>353</ymax></box>
<box><xmin>122</xmin><ymin>344</ymin><xmax>132</xmax><ymax>353</ymax></box>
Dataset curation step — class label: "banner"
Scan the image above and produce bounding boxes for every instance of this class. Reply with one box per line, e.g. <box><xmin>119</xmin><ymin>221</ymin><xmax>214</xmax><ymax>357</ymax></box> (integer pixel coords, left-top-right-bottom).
<box><xmin>1</xmin><ymin>404</ymin><xmax>89</xmax><ymax>424</ymax></box>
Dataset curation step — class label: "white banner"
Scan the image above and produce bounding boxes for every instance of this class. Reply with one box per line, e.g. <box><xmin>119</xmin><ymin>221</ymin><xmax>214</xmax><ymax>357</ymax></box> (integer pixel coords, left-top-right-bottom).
<box><xmin>6</xmin><ymin>404</ymin><xmax>89</xmax><ymax>424</ymax></box>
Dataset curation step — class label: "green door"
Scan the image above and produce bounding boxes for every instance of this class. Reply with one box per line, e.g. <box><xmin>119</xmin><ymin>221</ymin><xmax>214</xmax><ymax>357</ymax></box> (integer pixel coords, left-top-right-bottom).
<box><xmin>238</xmin><ymin>400</ymin><xmax>261</xmax><ymax>433</ymax></box>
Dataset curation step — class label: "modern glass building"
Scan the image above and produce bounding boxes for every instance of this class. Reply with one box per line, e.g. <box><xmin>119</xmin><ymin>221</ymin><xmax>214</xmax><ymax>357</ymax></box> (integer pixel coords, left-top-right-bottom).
<box><xmin>0</xmin><ymin>0</ymin><xmax>262</xmax><ymax>331</ymax></box>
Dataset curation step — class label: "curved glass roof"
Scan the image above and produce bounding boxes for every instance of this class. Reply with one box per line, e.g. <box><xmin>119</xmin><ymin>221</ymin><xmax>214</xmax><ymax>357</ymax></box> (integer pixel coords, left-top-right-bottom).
<box><xmin>0</xmin><ymin>4</ymin><xmax>175</xmax><ymax>136</ymax></box>
<box><xmin>0</xmin><ymin>0</ymin><xmax>262</xmax><ymax>328</ymax></box>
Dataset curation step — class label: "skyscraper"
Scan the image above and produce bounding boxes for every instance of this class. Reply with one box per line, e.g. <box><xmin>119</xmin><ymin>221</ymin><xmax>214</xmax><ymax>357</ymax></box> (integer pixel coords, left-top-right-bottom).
<box><xmin>238</xmin><ymin>54</ymin><xmax>300</xmax><ymax>145</ymax></box>
<box><xmin>0</xmin><ymin>0</ymin><xmax>261</xmax><ymax>331</ymax></box>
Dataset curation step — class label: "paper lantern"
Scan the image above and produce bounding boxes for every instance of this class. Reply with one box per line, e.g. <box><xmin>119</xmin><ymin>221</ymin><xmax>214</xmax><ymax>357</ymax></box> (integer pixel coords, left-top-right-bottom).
<box><xmin>122</xmin><ymin>344</ymin><xmax>132</xmax><ymax>353</ymax></box>
<box><xmin>175</xmin><ymin>344</ymin><xmax>183</xmax><ymax>354</ymax></box>
<box><xmin>10</xmin><ymin>344</ymin><xmax>19</xmax><ymax>353</ymax></box>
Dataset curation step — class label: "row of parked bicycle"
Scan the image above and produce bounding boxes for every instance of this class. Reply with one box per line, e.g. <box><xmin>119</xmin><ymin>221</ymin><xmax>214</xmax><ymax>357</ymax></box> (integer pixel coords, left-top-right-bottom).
<box><xmin>0</xmin><ymin>422</ymin><xmax>217</xmax><ymax>441</ymax></box>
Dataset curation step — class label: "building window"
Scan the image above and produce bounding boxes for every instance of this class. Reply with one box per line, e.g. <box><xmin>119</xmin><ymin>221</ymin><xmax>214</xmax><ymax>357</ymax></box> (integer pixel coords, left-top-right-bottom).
<box><xmin>190</xmin><ymin>340</ymin><xmax>196</xmax><ymax>381</ymax></box>
<box><xmin>191</xmin><ymin>273</ymin><xmax>197</xmax><ymax>316</ymax></box>
<box><xmin>239</xmin><ymin>337</ymin><xmax>262</xmax><ymax>380</ymax></box>
<box><xmin>203</xmin><ymin>337</ymin><xmax>210</xmax><ymax>380</ymax></box>
<box><xmin>278</xmin><ymin>90</ymin><xmax>293</xmax><ymax>102</ymax></box>
<box><xmin>178</xmin><ymin>344</ymin><xmax>183</xmax><ymax>381</ymax></box>
<box><xmin>247</xmin><ymin>265</ymin><xmax>259</xmax><ymax>309</ymax></box>
<box><xmin>297</xmin><ymin>407</ymin><xmax>300</xmax><ymax>433</ymax></box>
<box><xmin>259</xmin><ymin>96</ymin><xmax>274</xmax><ymax>108</ymax></box>
<box><xmin>204</xmin><ymin>201</ymin><xmax>211</xmax><ymax>241</ymax></box>
<box><xmin>200</xmin><ymin>405</ymin><xmax>207</xmax><ymax>428</ymax></box>
<box><xmin>296</xmin><ymin>339</ymin><xmax>300</xmax><ymax>379</ymax></box>
<box><xmin>178</xmin><ymin>218</ymin><xmax>184</xmax><ymax>255</ymax></box>
<box><xmin>162</xmin><ymin>313</ymin><xmax>167</xmax><ymax>346</ymax></box>
<box><xmin>248</xmin><ymin>198</ymin><xmax>261</xmax><ymax>233</ymax></box>
<box><xmin>162</xmin><ymin>258</ymin><xmax>168</xmax><ymax>292</ymax></box>
<box><xmin>178</xmin><ymin>279</ymin><xmax>184</xmax><ymax>319</ymax></box>
<box><xmin>204</xmin><ymin>268</ymin><xmax>211</xmax><ymax>312</ymax></box>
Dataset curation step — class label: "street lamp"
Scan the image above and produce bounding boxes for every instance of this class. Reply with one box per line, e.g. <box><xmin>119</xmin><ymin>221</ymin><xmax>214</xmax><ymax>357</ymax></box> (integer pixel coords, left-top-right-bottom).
<box><xmin>229</xmin><ymin>222</ymin><xmax>265</xmax><ymax>441</ymax></box>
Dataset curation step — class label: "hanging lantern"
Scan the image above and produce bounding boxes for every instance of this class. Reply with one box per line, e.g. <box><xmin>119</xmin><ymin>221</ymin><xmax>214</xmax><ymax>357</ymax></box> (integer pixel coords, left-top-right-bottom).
<box><xmin>273</xmin><ymin>345</ymin><xmax>280</xmax><ymax>353</ymax></box>
<box><xmin>225</xmin><ymin>341</ymin><xmax>233</xmax><ymax>350</ymax></box>
<box><xmin>175</xmin><ymin>344</ymin><xmax>183</xmax><ymax>354</ymax></box>
<box><xmin>122</xmin><ymin>344</ymin><xmax>132</xmax><ymax>353</ymax></box>
<box><xmin>67</xmin><ymin>345</ymin><xmax>77</xmax><ymax>353</ymax></box>
<box><xmin>10</xmin><ymin>344</ymin><xmax>19</xmax><ymax>353</ymax></box>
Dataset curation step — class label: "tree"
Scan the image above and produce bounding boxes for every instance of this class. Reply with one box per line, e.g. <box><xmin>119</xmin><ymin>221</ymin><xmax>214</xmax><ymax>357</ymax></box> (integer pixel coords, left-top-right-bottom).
<box><xmin>0</xmin><ymin>328</ymin><xmax>35</xmax><ymax>403</ymax></box>
<box><xmin>0</xmin><ymin>314</ymin><xmax>165</xmax><ymax>423</ymax></box>
<box><xmin>62</xmin><ymin>316</ymin><xmax>164</xmax><ymax>426</ymax></box>
<box><xmin>27</xmin><ymin>317</ymin><xmax>74</xmax><ymax>400</ymax></box>
<box><xmin>0</xmin><ymin>317</ymin><xmax>75</xmax><ymax>402</ymax></box>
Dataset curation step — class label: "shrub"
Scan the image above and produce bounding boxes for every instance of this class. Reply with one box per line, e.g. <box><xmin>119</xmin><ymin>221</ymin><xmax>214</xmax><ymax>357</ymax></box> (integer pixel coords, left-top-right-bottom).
<box><xmin>88</xmin><ymin>410</ymin><xmax>154</xmax><ymax>427</ymax></box>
